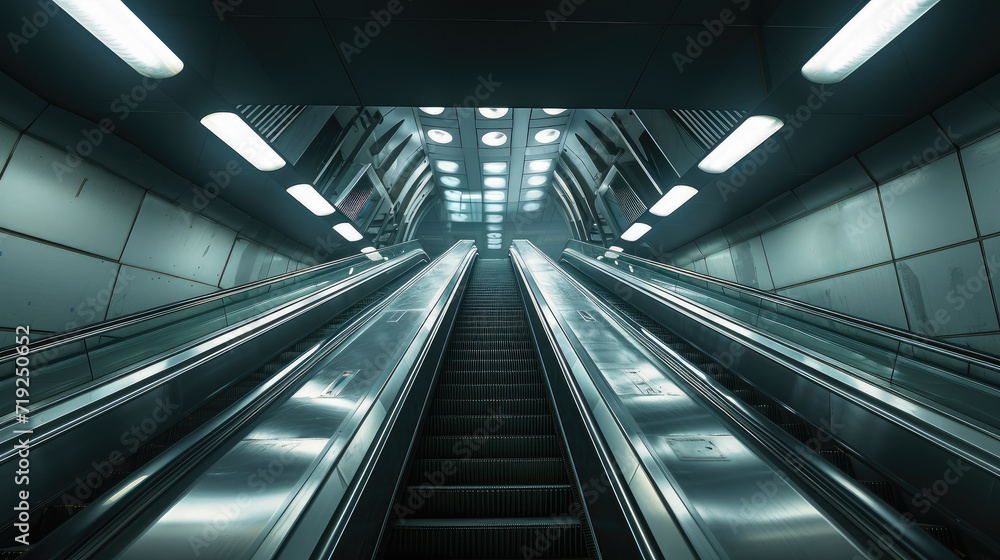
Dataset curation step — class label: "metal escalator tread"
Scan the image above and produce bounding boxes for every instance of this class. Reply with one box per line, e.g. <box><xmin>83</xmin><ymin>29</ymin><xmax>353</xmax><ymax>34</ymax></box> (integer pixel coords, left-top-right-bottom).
<box><xmin>1</xmin><ymin>272</ymin><xmax>416</xmax><ymax>552</ymax></box>
<box><xmin>380</xmin><ymin>260</ymin><xmax>595</xmax><ymax>560</ymax></box>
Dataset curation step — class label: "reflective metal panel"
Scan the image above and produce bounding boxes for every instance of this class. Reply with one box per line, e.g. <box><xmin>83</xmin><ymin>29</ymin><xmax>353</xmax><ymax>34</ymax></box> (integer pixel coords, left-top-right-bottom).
<box><xmin>761</xmin><ymin>189</ymin><xmax>891</xmax><ymax>289</ymax></box>
<box><xmin>221</xmin><ymin>239</ymin><xmax>277</xmax><ymax>289</ymax></box>
<box><xmin>879</xmin><ymin>153</ymin><xmax>977</xmax><ymax>258</ymax></box>
<box><xmin>704</xmin><ymin>249</ymin><xmax>737</xmax><ymax>283</ymax></box>
<box><xmin>106</xmin><ymin>265</ymin><xmax>218</xmax><ymax>319</ymax></box>
<box><xmin>0</xmin><ymin>136</ymin><xmax>145</xmax><ymax>259</ymax></box>
<box><xmin>858</xmin><ymin>116</ymin><xmax>956</xmax><ymax>184</ymax></box>
<box><xmin>267</xmin><ymin>252</ymin><xmax>290</xmax><ymax>279</ymax></box>
<box><xmin>896</xmin><ymin>242</ymin><xmax>1000</xmax><ymax>337</ymax></box>
<box><xmin>120</xmin><ymin>195</ymin><xmax>237</xmax><ymax>285</ymax></box>
<box><xmin>792</xmin><ymin>158</ymin><xmax>875</xmax><ymax>212</ymax></box>
<box><xmin>778</xmin><ymin>264</ymin><xmax>908</xmax><ymax>330</ymax></box>
<box><xmin>730</xmin><ymin>236</ymin><xmax>773</xmax><ymax>290</ymax></box>
<box><xmin>961</xmin><ymin>131</ymin><xmax>1000</xmax><ymax>235</ymax></box>
<box><xmin>0</xmin><ymin>123</ymin><xmax>17</xmax><ymax>163</ymax></box>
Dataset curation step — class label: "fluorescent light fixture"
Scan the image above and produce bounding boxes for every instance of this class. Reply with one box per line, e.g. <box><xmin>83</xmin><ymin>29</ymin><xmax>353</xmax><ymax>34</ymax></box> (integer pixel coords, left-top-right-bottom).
<box><xmin>488</xmin><ymin>244</ymin><xmax>502</xmax><ymax>250</ymax></box>
<box><xmin>440</xmin><ymin>176</ymin><xmax>461</xmax><ymax>187</ymax></box>
<box><xmin>201</xmin><ymin>113</ymin><xmax>286</xmax><ymax>171</ymax></box>
<box><xmin>54</xmin><ymin>0</ymin><xmax>184</xmax><ymax>79</ymax></box>
<box><xmin>482</xmin><ymin>131</ymin><xmax>508</xmax><ymax>147</ymax></box>
<box><xmin>484</xmin><ymin>191</ymin><xmax>506</xmax><ymax>202</ymax></box>
<box><xmin>487</xmin><ymin>233</ymin><xmax>502</xmax><ymax>240</ymax></box>
<box><xmin>605</xmin><ymin>251</ymin><xmax>620</xmax><ymax>258</ymax></box>
<box><xmin>526</xmin><ymin>175</ymin><xmax>547</xmax><ymax>186</ymax></box>
<box><xmin>483</xmin><ymin>162</ymin><xmax>508</xmax><ymax>174</ymax></box>
<box><xmin>650</xmin><ymin>185</ymin><xmax>698</xmax><ymax>217</ymax></box>
<box><xmin>609</xmin><ymin>245</ymin><xmax>624</xmax><ymax>252</ymax></box>
<box><xmin>621</xmin><ymin>223</ymin><xmax>651</xmax><ymax>242</ymax></box>
<box><xmin>484</xmin><ymin>177</ymin><xmax>507</xmax><ymax>188</ymax></box>
<box><xmin>543</xmin><ymin>108</ymin><xmax>567</xmax><ymax>116</ymax></box>
<box><xmin>479</xmin><ymin>108</ymin><xmax>509</xmax><ymax>119</ymax></box>
<box><xmin>361</xmin><ymin>246</ymin><xmax>376</xmax><ymax>253</ymax></box>
<box><xmin>443</xmin><ymin>190</ymin><xmax>462</xmax><ymax>201</ymax></box>
<box><xmin>367</xmin><ymin>252</ymin><xmax>384</xmax><ymax>261</ymax></box>
<box><xmin>333</xmin><ymin>222</ymin><xmax>364</xmax><ymax>242</ymax></box>
<box><xmin>286</xmin><ymin>184</ymin><xmax>335</xmax><ymax>216</ymax></box>
<box><xmin>697</xmin><ymin>116</ymin><xmax>784</xmax><ymax>174</ymax></box>
<box><xmin>450</xmin><ymin>213</ymin><xmax>470</xmax><ymax>222</ymax></box>
<box><xmin>523</xmin><ymin>202</ymin><xmax>542</xmax><ymax>212</ymax></box>
<box><xmin>528</xmin><ymin>159</ymin><xmax>552</xmax><ymax>172</ymax></box>
<box><xmin>487</xmin><ymin>224</ymin><xmax>503</xmax><ymax>232</ymax></box>
<box><xmin>427</xmin><ymin>129</ymin><xmax>453</xmax><ymax>143</ymax></box>
<box><xmin>446</xmin><ymin>202</ymin><xmax>470</xmax><ymax>212</ymax></box>
<box><xmin>486</xmin><ymin>214</ymin><xmax>504</xmax><ymax>223</ymax></box>
<box><xmin>802</xmin><ymin>0</ymin><xmax>941</xmax><ymax>84</ymax></box>
<box><xmin>484</xmin><ymin>203</ymin><xmax>504</xmax><ymax>213</ymax></box>
<box><xmin>436</xmin><ymin>160</ymin><xmax>460</xmax><ymax>173</ymax></box>
<box><xmin>420</xmin><ymin>107</ymin><xmax>445</xmax><ymax>115</ymax></box>
<box><xmin>535</xmin><ymin>129</ymin><xmax>561</xmax><ymax>144</ymax></box>
<box><xmin>524</xmin><ymin>189</ymin><xmax>545</xmax><ymax>200</ymax></box>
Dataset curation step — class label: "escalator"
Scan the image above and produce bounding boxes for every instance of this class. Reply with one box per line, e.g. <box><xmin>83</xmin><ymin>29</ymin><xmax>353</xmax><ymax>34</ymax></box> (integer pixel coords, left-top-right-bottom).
<box><xmin>0</xmin><ymin>268</ymin><xmax>420</xmax><ymax>556</ymax></box>
<box><xmin>377</xmin><ymin>260</ymin><xmax>595</xmax><ymax>560</ymax></box>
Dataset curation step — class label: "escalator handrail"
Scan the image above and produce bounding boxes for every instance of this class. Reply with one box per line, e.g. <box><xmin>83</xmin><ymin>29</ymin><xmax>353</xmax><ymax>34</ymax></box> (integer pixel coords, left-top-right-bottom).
<box><xmin>0</xmin><ymin>241</ymin><xmax>427</xmax><ymax>360</ymax></box>
<box><xmin>564</xmin><ymin>240</ymin><xmax>1000</xmax><ymax>372</ymax></box>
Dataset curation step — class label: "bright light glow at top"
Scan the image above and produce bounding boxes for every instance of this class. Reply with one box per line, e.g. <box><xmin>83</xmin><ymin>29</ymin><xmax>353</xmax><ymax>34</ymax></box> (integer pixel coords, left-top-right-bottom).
<box><xmin>201</xmin><ymin>113</ymin><xmax>286</xmax><ymax>171</ymax></box>
<box><xmin>621</xmin><ymin>223</ymin><xmax>651</xmax><ymax>242</ymax></box>
<box><xmin>286</xmin><ymin>184</ymin><xmax>335</xmax><ymax>216</ymax></box>
<box><xmin>479</xmin><ymin>108</ymin><xmax>509</xmax><ymax>119</ymax></box>
<box><xmin>427</xmin><ymin>129</ymin><xmax>453</xmax><ymax>144</ymax></box>
<box><xmin>649</xmin><ymin>185</ymin><xmax>698</xmax><ymax>217</ymax></box>
<box><xmin>802</xmin><ymin>0</ymin><xmax>941</xmax><ymax>84</ymax></box>
<box><xmin>697</xmin><ymin>116</ymin><xmax>783</xmax><ymax>174</ymax></box>
<box><xmin>528</xmin><ymin>160</ymin><xmax>552</xmax><ymax>172</ymax></box>
<box><xmin>482</xmin><ymin>131</ymin><xmax>508</xmax><ymax>147</ymax></box>
<box><xmin>535</xmin><ymin>129</ymin><xmax>561</xmax><ymax>144</ymax></box>
<box><xmin>543</xmin><ymin>109</ymin><xmax>567</xmax><ymax>116</ymax></box>
<box><xmin>420</xmin><ymin>107</ymin><xmax>445</xmax><ymax>115</ymax></box>
<box><xmin>436</xmin><ymin>160</ymin><xmax>460</xmax><ymax>173</ymax></box>
<box><xmin>54</xmin><ymin>0</ymin><xmax>184</xmax><ymax>79</ymax></box>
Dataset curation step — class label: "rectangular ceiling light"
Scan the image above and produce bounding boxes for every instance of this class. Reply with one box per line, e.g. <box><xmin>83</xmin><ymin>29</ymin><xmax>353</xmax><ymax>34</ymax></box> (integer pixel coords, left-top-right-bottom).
<box><xmin>54</xmin><ymin>0</ymin><xmax>184</xmax><ymax>78</ymax></box>
<box><xmin>609</xmin><ymin>245</ymin><xmax>624</xmax><ymax>252</ymax></box>
<box><xmin>483</xmin><ymin>162</ymin><xmax>508</xmax><ymax>174</ymax></box>
<box><xmin>697</xmin><ymin>116</ymin><xmax>783</xmax><ymax>174</ymax></box>
<box><xmin>802</xmin><ymin>0</ymin><xmax>941</xmax><ymax>84</ymax></box>
<box><xmin>621</xmin><ymin>223</ymin><xmax>651</xmax><ymax>242</ymax></box>
<box><xmin>286</xmin><ymin>184</ymin><xmax>336</xmax><ymax>216</ymax></box>
<box><xmin>650</xmin><ymin>185</ymin><xmax>698</xmax><ymax>217</ymax></box>
<box><xmin>333</xmin><ymin>222</ymin><xmax>364</xmax><ymax>242</ymax></box>
<box><xmin>201</xmin><ymin>112</ymin><xmax>286</xmax><ymax>171</ymax></box>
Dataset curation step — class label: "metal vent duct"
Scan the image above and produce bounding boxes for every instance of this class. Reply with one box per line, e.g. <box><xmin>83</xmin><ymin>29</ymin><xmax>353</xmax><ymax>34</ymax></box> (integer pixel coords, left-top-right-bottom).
<box><xmin>672</xmin><ymin>109</ymin><xmax>747</xmax><ymax>151</ymax></box>
<box><xmin>236</xmin><ymin>104</ymin><xmax>307</xmax><ymax>143</ymax></box>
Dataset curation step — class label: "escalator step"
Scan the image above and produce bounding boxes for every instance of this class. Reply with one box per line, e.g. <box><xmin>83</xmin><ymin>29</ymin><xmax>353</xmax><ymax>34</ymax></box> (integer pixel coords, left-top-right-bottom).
<box><xmin>417</xmin><ymin>435</ymin><xmax>561</xmax><ymax>459</ymax></box>
<box><xmin>388</xmin><ymin>517</ymin><xmax>586</xmax><ymax>560</ymax></box>
<box><xmin>434</xmin><ymin>384</ymin><xmax>546</xmax><ymax>400</ymax></box>
<box><xmin>410</xmin><ymin>457</ymin><xmax>568</xmax><ymax>487</ymax></box>
<box><xmin>430</xmin><ymin>399</ymin><xmax>550</xmax><ymax>416</ymax></box>
<box><xmin>398</xmin><ymin>485</ymin><xmax>574</xmax><ymax>517</ymax></box>
<box><xmin>439</xmin><ymin>370</ymin><xmax>541</xmax><ymax>385</ymax></box>
<box><xmin>423</xmin><ymin>415</ymin><xmax>554</xmax><ymax>436</ymax></box>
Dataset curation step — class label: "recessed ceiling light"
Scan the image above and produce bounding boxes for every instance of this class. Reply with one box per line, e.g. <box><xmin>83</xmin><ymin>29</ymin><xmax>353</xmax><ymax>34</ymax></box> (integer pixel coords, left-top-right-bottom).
<box><xmin>450</xmin><ymin>213</ymin><xmax>470</xmax><ymax>222</ymax></box>
<box><xmin>488</xmin><ymin>244</ymin><xmax>502</xmax><ymax>249</ymax></box>
<box><xmin>446</xmin><ymin>202</ymin><xmax>470</xmax><ymax>212</ymax></box>
<box><xmin>420</xmin><ymin>107</ymin><xmax>445</xmax><ymax>115</ymax></box>
<box><xmin>535</xmin><ymin>129</ymin><xmax>561</xmax><ymax>144</ymax></box>
<box><xmin>487</xmin><ymin>224</ymin><xmax>503</xmax><ymax>232</ymax></box>
<box><xmin>484</xmin><ymin>203</ymin><xmax>504</xmax><ymax>213</ymax></box>
<box><xmin>802</xmin><ymin>0</ymin><xmax>941</xmax><ymax>84</ymax></box>
<box><xmin>543</xmin><ymin>109</ymin><xmax>567</xmax><ymax>116</ymax></box>
<box><xmin>621</xmin><ymin>223</ymin><xmax>651</xmax><ymax>242</ymax></box>
<box><xmin>526</xmin><ymin>175</ymin><xmax>547</xmax><ymax>186</ymax></box>
<box><xmin>487</xmin><ymin>233</ymin><xmax>502</xmax><ymax>240</ymax></box>
<box><xmin>650</xmin><ymin>185</ymin><xmax>698</xmax><ymax>217</ymax></box>
<box><xmin>54</xmin><ymin>0</ymin><xmax>184</xmax><ymax>79</ymax></box>
<box><xmin>479</xmin><ymin>108</ymin><xmax>509</xmax><ymax>119</ymax></box>
<box><xmin>482</xmin><ymin>131</ymin><xmax>508</xmax><ymax>147</ymax></box>
<box><xmin>443</xmin><ymin>190</ymin><xmax>462</xmax><ymax>201</ymax></box>
<box><xmin>528</xmin><ymin>160</ymin><xmax>552</xmax><ymax>172</ymax></box>
<box><xmin>483</xmin><ymin>162</ymin><xmax>508</xmax><ymax>174</ymax></box>
<box><xmin>486</xmin><ymin>214</ymin><xmax>504</xmax><ymax>223</ymax></box>
<box><xmin>524</xmin><ymin>189</ymin><xmax>545</xmax><ymax>200</ymax></box>
<box><xmin>201</xmin><ymin>113</ymin><xmax>286</xmax><ymax>171</ymax></box>
<box><xmin>333</xmin><ymin>222</ymin><xmax>364</xmax><ymax>242</ymax></box>
<box><xmin>484</xmin><ymin>191</ymin><xmax>506</xmax><ymax>202</ymax></box>
<box><xmin>427</xmin><ymin>129</ymin><xmax>453</xmax><ymax>144</ymax></box>
<box><xmin>440</xmin><ymin>176</ymin><xmax>461</xmax><ymax>187</ymax></box>
<box><xmin>361</xmin><ymin>246</ymin><xmax>376</xmax><ymax>253</ymax></box>
<box><xmin>286</xmin><ymin>184</ymin><xmax>335</xmax><ymax>216</ymax></box>
<box><xmin>698</xmin><ymin>116</ymin><xmax>783</xmax><ymax>174</ymax></box>
<box><xmin>436</xmin><ymin>160</ymin><xmax>460</xmax><ymax>173</ymax></box>
<box><xmin>523</xmin><ymin>202</ymin><xmax>542</xmax><ymax>212</ymax></box>
<box><xmin>609</xmin><ymin>246</ymin><xmax>624</xmax><ymax>252</ymax></box>
<box><xmin>484</xmin><ymin>177</ymin><xmax>507</xmax><ymax>189</ymax></box>
<box><xmin>605</xmin><ymin>251</ymin><xmax>620</xmax><ymax>258</ymax></box>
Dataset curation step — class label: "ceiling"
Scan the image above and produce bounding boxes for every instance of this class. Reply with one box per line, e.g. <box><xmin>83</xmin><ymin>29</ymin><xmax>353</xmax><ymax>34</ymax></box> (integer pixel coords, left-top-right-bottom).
<box><xmin>1</xmin><ymin>0</ymin><xmax>999</xmax><ymax>259</ymax></box>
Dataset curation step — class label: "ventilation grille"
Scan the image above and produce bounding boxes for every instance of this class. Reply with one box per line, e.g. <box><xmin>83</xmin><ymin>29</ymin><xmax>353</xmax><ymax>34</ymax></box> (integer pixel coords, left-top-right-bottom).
<box><xmin>607</xmin><ymin>173</ymin><xmax>647</xmax><ymax>225</ymax></box>
<box><xmin>672</xmin><ymin>109</ymin><xmax>748</xmax><ymax>151</ymax></box>
<box><xmin>339</xmin><ymin>176</ymin><xmax>377</xmax><ymax>222</ymax></box>
<box><xmin>236</xmin><ymin>104</ymin><xmax>307</xmax><ymax>143</ymax></box>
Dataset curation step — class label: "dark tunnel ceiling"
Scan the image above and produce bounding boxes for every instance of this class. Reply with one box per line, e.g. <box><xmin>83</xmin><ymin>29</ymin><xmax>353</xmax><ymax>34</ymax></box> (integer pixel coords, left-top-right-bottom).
<box><xmin>2</xmin><ymin>0</ymin><xmax>1000</xmax><ymax>255</ymax></box>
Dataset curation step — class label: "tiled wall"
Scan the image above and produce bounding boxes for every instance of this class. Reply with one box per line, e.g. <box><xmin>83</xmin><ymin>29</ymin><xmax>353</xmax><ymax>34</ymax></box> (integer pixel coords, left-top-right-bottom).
<box><xmin>666</xmin><ymin>77</ymin><xmax>1000</xmax><ymax>357</ymax></box>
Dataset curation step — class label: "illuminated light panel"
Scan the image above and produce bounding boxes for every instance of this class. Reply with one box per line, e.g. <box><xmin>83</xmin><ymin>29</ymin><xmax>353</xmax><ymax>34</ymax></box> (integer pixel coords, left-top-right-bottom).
<box><xmin>201</xmin><ymin>113</ymin><xmax>286</xmax><ymax>171</ymax></box>
<box><xmin>333</xmin><ymin>222</ymin><xmax>364</xmax><ymax>242</ymax></box>
<box><xmin>605</xmin><ymin>251</ymin><xmax>620</xmax><ymax>258</ymax></box>
<box><xmin>444</xmin><ymin>190</ymin><xmax>462</xmax><ymax>201</ymax></box>
<box><xmin>697</xmin><ymin>116</ymin><xmax>783</xmax><ymax>174</ymax></box>
<box><xmin>482</xmin><ymin>131</ymin><xmax>508</xmax><ymax>147</ymax></box>
<box><xmin>483</xmin><ymin>162</ymin><xmax>508</xmax><ymax>174</ymax></box>
<box><xmin>487</xmin><ymin>224</ymin><xmax>503</xmax><ymax>232</ymax></box>
<box><xmin>479</xmin><ymin>108</ymin><xmax>509</xmax><ymax>119</ymax></box>
<box><xmin>543</xmin><ymin>108</ymin><xmax>567</xmax><ymax>116</ymax></box>
<box><xmin>609</xmin><ymin>245</ymin><xmax>624</xmax><ymax>252</ymax></box>
<box><xmin>367</xmin><ymin>252</ymin><xmax>384</xmax><ymax>261</ymax></box>
<box><xmin>484</xmin><ymin>203</ymin><xmax>504</xmax><ymax>213</ymax></box>
<box><xmin>524</xmin><ymin>189</ymin><xmax>545</xmax><ymax>200</ymax></box>
<box><xmin>649</xmin><ymin>185</ymin><xmax>698</xmax><ymax>217</ymax></box>
<box><xmin>486</xmin><ymin>214</ymin><xmax>504</xmax><ymax>223</ymax></box>
<box><xmin>361</xmin><ymin>247</ymin><xmax>376</xmax><ymax>253</ymax></box>
<box><xmin>488</xmin><ymin>244</ymin><xmax>502</xmax><ymax>249</ymax></box>
<box><xmin>420</xmin><ymin>107</ymin><xmax>445</xmax><ymax>115</ymax></box>
<box><xmin>487</xmin><ymin>233</ymin><xmax>502</xmax><ymax>240</ymax></box>
<box><xmin>522</xmin><ymin>202</ymin><xmax>541</xmax><ymax>212</ymax></box>
<box><xmin>802</xmin><ymin>0</ymin><xmax>941</xmax><ymax>84</ymax></box>
<box><xmin>621</xmin><ymin>223</ymin><xmax>651</xmax><ymax>242</ymax></box>
<box><xmin>427</xmin><ymin>129</ymin><xmax>453</xmax><ymax>143</ymax></box>
<box><xmin>535</xmin><ymin>128</ymin><xmax>561</xmax><ymax>144</ymax></box>
<box><xmin>286</xmin><ymin>184</ymin><xmax>335</xmax><ymax>216</ymax></box>
<box><xmin>526</xmin><ymin>175</ymin><xmax>547</xmax><ymax>186</ymax></box>
<box><xmin>440</xmin><ymin>176</ymin><xmax>461</xmax><ymax>187</ymax></box>
<box><xmin>484</xmin><ymin>191</ymin><xmax>506</xmax><ymax>202</ymax></box>
<box><xmin>450</xmin><ymin>213</ymin><xmax>470</xmax><ymax>222</ymax></box>
<box><xmin>446</xmin><ymin>202</ymin><xmax>470</xmax><ymax>212</ymax></box>
<box><xmin>436</xmin><ymin>160</ymin><xmax>460</xmax><ymax>173</ymax></box>
<box><xmin>54</xmin><ymin>0</ymin><xmax>184</xmax><ymax>79</ymax></box>
<box><xmin>483</xmin><ymin>177</ymin><xmax>507</xmax><ymax>189</ymax></box>
<box><xmin>528</xmin><ymin>159</ymin><xmax>552</xmax><ymax>172</ymax></box>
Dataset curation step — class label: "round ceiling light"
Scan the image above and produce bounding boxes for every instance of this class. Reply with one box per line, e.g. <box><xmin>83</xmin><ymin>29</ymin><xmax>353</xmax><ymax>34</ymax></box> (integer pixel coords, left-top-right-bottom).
<box><xmin>526</xmin><ymin>175</ymin><xmax>547</xmax><ymax>186</ymax></box>
<box><xmin>482</xmin><ymin>131</ymin><xmax>508</xmax><ymax>147</ymax></box>
<box><xmin>524</xmin><ymin>189</ymin><xmax>545</xmax><ymax>200</ymax></box>
<box><xmin>483</xmin><ymin>177</ymin><xmax>507</xmax><ymax>189</ymax></box>
<box><xmin>543</xmin><ymin>108</ymin><xmax>567</xmax><ymax>116</ymax></box>
<box><xmin>436</xmin><ymin>160</ymin><xmax>459</xmax><ymax>173</ymax></box>
<box><xmin>440</xmin><ymin>176</ymin><xmax>461</xmax><ymax>187</ymax></box>
<box><xmin>427</xmin><ymin>129</ymin><xmax>453</xmax><ymax>143</ymax></box>
<box><xmin>523</xmin><ymin>202</ymin><xmax>542</xmax><ymax>212</ymax></box>
<box><xmin>528</xmin><ymin>160</ymin><xmax>552</xmax><ymax>172</ymax></box>
<box><xmin>535</xmin><ymin>129</ymin><xmax>561</xmax><ymax>144</ymax></box>
<box><xmin>420</xmin><ymin>107</ymin><xmax>445</xmax><ymax>115</ymax></box>
<box><xmin>479</xmin><ymin>108</ymin><xmax>509</xmax><ymax>119</ymax></box>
